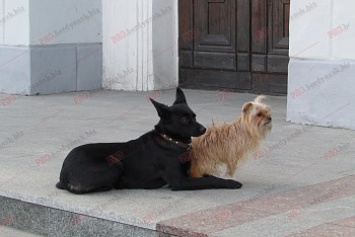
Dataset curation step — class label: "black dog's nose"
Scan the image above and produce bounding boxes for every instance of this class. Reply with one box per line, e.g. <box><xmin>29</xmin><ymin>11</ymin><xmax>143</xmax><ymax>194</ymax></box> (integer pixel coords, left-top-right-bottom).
<box><xmin>199</xmin><ymin>126</ymin><xmax>207</xmax><ymax>134</ymax></box>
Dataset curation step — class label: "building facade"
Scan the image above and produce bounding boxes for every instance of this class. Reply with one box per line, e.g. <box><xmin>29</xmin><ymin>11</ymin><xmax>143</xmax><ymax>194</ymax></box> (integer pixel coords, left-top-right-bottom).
<box><xmin>0</xmin><ymin>0</ymin><xmax>354</xmax><ymax>129</ymax></box>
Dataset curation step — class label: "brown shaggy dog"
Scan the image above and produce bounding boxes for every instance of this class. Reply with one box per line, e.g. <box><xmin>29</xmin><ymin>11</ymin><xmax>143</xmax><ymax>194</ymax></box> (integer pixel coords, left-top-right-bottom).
<box><xmin>190</xmin><ymin>95</ymin><xmax>272</xmax><ymax>178</ymax></box>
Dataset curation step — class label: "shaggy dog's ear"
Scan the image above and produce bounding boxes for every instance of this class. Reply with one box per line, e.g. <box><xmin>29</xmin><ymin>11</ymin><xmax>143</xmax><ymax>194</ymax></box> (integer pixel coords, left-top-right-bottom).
<box><xmin>173</xmin><ymin>87</ymin><xmax>188</xmax><ymax>105</ymax></box>
<box><xmin>242</xmin><ymin>102</ymin><xmax>253</xmax><ymax>113</ymax></box>
<box><xmin>254</xmin><ymin>95</ymin><xmax>266</xmax><ymax>104</ymax></box>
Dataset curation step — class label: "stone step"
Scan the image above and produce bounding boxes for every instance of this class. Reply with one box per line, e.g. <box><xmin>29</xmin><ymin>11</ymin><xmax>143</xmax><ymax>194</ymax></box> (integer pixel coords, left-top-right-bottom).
<box><xmin>0</xmin><ymin>226</ymin><xmax>42</xmax><ymax>237</ymax></box>
<box><xmin>0</xmin><ymin>195</ymin><xmax>170</xmax><ymax>237</ymax></box>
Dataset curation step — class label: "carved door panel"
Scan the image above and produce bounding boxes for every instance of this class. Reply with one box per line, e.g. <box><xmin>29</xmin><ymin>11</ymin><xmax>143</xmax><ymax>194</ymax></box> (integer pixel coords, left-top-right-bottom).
<box><xmin>179</xmin><ymin>0</ymin><xmax>290</xmax><ymax>94</ymax></box>
<box><xmin>251</xmin><ymin>0</ymin><xmax>290</xmax><ymax>94</ymax></box>
<box><xmin>179</xmin><ymin>0</ymin><xmax>251</xmax><ymax>90</ymax></box>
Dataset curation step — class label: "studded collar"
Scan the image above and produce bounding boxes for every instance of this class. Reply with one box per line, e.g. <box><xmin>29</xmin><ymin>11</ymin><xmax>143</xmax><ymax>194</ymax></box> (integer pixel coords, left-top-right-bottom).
<box><xmin>159</xmin><ymin>133</ymin><xmax>192</xmax><ymax>150</ymax></box>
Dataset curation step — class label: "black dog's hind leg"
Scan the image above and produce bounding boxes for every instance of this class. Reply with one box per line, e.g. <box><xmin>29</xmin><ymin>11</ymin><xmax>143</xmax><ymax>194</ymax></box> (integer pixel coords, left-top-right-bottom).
<box><xmin>59</xmin><ymin>164</ymin><xmax>123</xmax><ymax>194</ymax></box>
<box><xmin>64</xmin><ymin>178</ymin><xmax>117</xmax><ymax>194</ymax></box>
<box><xmin>67</xmin><ymin>185</ymin><xmax>114</xmax><ymax>194</ymax></box>
<box><xmin>56</xmin><ymin>182</ymin><xmax>65</xmax><ymax>190</ymax></box>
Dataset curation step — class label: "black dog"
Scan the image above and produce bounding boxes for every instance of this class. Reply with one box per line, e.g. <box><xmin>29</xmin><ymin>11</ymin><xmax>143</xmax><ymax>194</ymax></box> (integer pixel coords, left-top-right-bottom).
<box><xmin>56</xmin><ymin>88</ymin><xmax>242</xmax><ymax>194</ymax></box>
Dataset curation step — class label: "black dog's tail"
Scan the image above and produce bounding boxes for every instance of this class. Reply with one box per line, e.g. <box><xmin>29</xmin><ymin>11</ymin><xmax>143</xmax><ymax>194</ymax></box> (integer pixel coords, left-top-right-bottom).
<box><xmin>56</xmin><ymin>182</ymin><xmax>65</xmax><ymax>190</ymax></box>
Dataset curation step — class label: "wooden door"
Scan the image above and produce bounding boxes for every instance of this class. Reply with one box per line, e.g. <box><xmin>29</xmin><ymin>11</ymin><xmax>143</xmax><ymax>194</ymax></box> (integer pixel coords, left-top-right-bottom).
<box><xmin>179</xmin><ymin>0</ymin><xmax>290</xmax><ymax>95</ymax></box>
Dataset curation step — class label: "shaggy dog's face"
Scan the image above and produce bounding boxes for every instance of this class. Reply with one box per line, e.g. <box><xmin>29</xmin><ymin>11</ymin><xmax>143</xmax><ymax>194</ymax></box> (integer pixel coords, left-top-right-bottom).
<box><xmin>241</xmin><ymin>96</ymin><xmax>272</xmax><ymax>136</ymax></box>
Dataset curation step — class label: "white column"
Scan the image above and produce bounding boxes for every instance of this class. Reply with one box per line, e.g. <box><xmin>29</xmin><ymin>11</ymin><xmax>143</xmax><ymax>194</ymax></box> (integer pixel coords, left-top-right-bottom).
<box><xmin>0</xmin><ymin>0</ymin><xmax>30</xmax><ymax>94</ymax></box>
<box><xmin>287</xmin><ymin>0</ymin><xmax>355</xmax><ymax>130</ymax></box>
<box><xmin>102</xmin><ymin>0</ymin><xmax>178</xmax><ymax>91</ymax></box>
<box><xmin>152</xmin><ymin>0</ymin><xmax>178</xmax><ymax>90</ymax></box>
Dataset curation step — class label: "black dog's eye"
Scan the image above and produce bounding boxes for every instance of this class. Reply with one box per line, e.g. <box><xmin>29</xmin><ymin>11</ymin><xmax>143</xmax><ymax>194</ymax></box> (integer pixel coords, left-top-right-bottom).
<box><xmin>180</xmin><ymin>116</ymin><xmax>190</xmax><ymax>125</ymax></box>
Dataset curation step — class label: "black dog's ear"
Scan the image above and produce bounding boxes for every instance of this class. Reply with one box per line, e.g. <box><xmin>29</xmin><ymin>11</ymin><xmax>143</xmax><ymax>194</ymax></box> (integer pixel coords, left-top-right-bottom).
<box><xmin>173</xmin><ymin>87</ymin><xmax>188</xmax><ymax>105</ymax></box>
<box><xmin>150</xmin><ymin>98</ymin><xmax>170</xmax><ymax>120</ymax></box>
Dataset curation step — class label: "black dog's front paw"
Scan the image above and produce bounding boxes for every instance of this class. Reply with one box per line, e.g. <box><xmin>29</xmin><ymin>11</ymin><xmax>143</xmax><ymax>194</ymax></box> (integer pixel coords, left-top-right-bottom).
<box><xmin>225</xmin><ymin>179</ymin><xmax>243</xmax><ymax>189</ymax></box>
<box><xmin>207</xmin><ymin>176</ymin><xmax>243</xmax><ymax>189</ymax></box>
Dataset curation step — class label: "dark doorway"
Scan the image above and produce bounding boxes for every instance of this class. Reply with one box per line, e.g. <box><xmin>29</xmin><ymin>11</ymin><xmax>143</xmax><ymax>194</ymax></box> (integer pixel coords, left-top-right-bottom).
<box><xmin>179</xmin><ymin>0</ymin><xmax>290</xmax><ymax>95</ymax></box>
